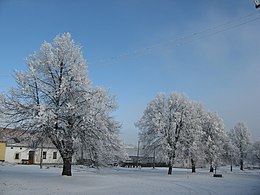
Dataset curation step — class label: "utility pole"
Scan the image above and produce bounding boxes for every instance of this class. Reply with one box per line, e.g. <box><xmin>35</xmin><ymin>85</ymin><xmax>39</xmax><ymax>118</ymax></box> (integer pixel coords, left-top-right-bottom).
<box><xmin>153</xmin><ymin>146</ymin><xmax>156</xmax><ymax>169</ymax></box>
<box><xmin>136</xmin><ymin>140</ymin><xmax>140</xmax><ymax>168</ymax></box>
<box><xmin>40</xmin><ymin>140</ymin><xmax>43</xmax><ymax>169</ymax></box>
<box><xmin>81</xmin><ymin>143</ymin><xmax>84</xmax><ymax>164</ymax></box>
<box><xmin>230</xmin><ymin>153</ymin><xmax>233</xmax><ymax>172</ymax></box>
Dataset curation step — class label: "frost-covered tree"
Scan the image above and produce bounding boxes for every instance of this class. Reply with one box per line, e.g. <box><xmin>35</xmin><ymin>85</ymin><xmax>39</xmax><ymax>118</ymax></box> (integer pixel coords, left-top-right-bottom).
<box><xmin>201</xmin><ymin>112</ymin><xmax>226</xmax><ymax>172</ymax></box>
<box><xmin>228</xmin><ymin>122</ymin><xmax>251</xmax><ymax>170</ymax></box>
<box><xmin>136</xmin><ymin>93</ymin><xmax>204</xmax><ymax>175</ymax></box>
<box><xmin>177</xmin><ymin>102</ymin><xmax>205</xmax><ymax>173</ymax></box>
<box><xmin>177</xmin><ymin>133</ymin><xmax>205</xmax><ymax>173</ymax></box>
<box><xmin>221</xmin><ymin>134</ymin><xmax>236</xmax><ymax>171</ymax></box>
<box><xmin>74</xmin><ymin>87</ymin><xmax>124</xmax><ymax>167</ymax></box>
<box><xmin>0</xmin><ymin>33</ymin><xmax>122</xmax><ymax>176</ymax></box>
<box><xmin>136</xmin><ymin>94</ymin><xmax>166</xmax><ymax>167</ymax></box>
<box><xmin>247</xmin><ymin>140</ymin><xmax>260</xmax><ymax>166</ymax></box>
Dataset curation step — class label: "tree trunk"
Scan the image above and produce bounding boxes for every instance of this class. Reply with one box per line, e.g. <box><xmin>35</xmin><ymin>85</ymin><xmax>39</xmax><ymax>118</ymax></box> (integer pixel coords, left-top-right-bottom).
<box><xmin>168</xmin><ymin>157</ymin><xmax>173</xmax><ymax>175</ymax></box>
<box><xmin>209</xmin><ymin>164</ymin><xmax>214</xmax><ymax>172</ymax></box>
<box><xmin>168</xmin><ymin>164</ymin><xmax>173</xmax><ymax>175</ymax></box>
<box><xmin>40</xmin><ymin>141</ymin><xmax>43</xmax><ymax>169</ymax></box>
<box><xmin>191</xmin><ymin>158</ymin><xmax>196</xmax><ymax>173</ymax></box>
<box><xmin>240</xmin><ymin>159</ymin><xmax>244</xmax><ymax>171</ymax></box>
<box><xmin>62</xmin><ymin>157</ymin><xmax>72</xmax><ymax>176</ymax></box>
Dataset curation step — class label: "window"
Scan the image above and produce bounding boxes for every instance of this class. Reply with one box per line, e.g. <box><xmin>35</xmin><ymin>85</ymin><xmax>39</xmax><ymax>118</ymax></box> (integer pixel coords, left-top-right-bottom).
<box><xmin>53</xmin><ymin>152</ymin><xmax>57</xmax><ymax>159</ymax></box>
<box><xmin>15</xmin><ymin>153</ymin><xmax>19</xmax><ymax>160</ymax></box>
<box><xmin>43</xmin><ymin>151</ymin><xmax>47</xmax><ymax>159</ymax></box>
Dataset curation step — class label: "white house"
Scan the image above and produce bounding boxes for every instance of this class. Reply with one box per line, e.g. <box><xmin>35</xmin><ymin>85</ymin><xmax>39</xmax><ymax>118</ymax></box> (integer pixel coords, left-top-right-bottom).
<box><xmin>0</xmin><ymin>128</ymin><xmax>63</xmax><ymax>165</ymax></box>
<box><xmin>4</xmin><ymin>144</ymin><xmax>63</xmax><ymax>165</ymax></box>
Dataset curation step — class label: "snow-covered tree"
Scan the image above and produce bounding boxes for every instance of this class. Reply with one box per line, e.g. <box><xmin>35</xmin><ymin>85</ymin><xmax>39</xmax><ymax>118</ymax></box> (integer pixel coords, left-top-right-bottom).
<box><xmin>177</xmin><ymin>102</ymin><xmax>205</xmax><ymax>173</ymax></box>
<box><xmin>136</xmin><ymin>92</ymin><xmax>204</xmax><ymax>175</ymax></box>
<box><xmin>74</xmin><ymin>87</ymin><xmax>124</xmax><ymax>167</ymax></box>
<box><xmin>201</xmin><ymin>112</ymin><xmax>226</xmax><ymax>172</ymax></box>
<box><xmin>247</xmin><ymin>140</ymin><xmax>260</xmax><ymax>166</ymax></box>
<box><xmin>136</xmin><ymin>94</ymin><xmax>166</xmax><ymax>165</ymax></box>
<box><xmin>0</xmin><ymin>33</ymin><xmax>122</xmax><ymax>176</ymax></box>
<box><xmin>228</xmin><ymin>122</ymin><xmax>251</xmax><ymax>170</ymax></box>
<box><xmin>221</xmin><ymin>134</ymin><xmax>236</xmax><ymax>171</ymax></box>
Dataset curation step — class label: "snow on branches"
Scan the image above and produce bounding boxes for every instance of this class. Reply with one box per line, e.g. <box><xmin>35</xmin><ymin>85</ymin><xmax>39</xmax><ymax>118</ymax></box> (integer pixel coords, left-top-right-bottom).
<box><xmin>228</xmin><ymin>122</ymin><xmax>251</xmax><ymax>170</ymax></box>
<box><xmin>0</xmin><ymin>33</ymin><xmax>123</xmax><ymax>176</ymax></box>
<box><xmin>136</xmin><ymin>92</ymin><xmax>226</xmax><ymax>174</ymax></box>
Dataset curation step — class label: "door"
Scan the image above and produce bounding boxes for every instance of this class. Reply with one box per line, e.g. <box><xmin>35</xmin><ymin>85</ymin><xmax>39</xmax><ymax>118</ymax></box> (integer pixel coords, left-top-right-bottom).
<box><xmin>28</xmin><ymin>151</ymin><xmax>35</xmax><ymax>164</ymax></box>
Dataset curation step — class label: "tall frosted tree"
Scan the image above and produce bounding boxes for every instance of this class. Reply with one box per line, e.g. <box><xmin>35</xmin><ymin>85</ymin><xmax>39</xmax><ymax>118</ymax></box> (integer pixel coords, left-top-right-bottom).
<box><xmin>201</xmin><ymin>112</ymin><xmax>226</xmax><ymax>172</ymax></box>
<box><xmin>0</xmin><ymin>33</ymin><xmax>121</xmax><ymax>176</ymax></box>
<box><xmin>177</xmin><ymin>102</ymin><xmax>205</xmax><ymax>173</ymax></box>
<box><xmin>228</xmin><ymin>122</ymin><xmax>251</xmax><ymax>170</ymax></box>
<box><xmin>136</xmin><ymin>93</ymin><xmax>204</xmax><ymax>175</ymax></box>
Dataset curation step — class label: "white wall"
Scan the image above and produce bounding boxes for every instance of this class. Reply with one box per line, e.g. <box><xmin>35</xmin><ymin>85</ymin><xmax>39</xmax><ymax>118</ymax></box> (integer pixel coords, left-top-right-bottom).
<box><xmin>34</xmin><ymin>147</ymin><xmax>63</xmax><ymax>164</ymax></box>
<box><xmin>5</xmin><ymin>145</ymin><xmax>63</xmax><ymax>164</ymax></box>
<box><xmin>5</xmin><ymin>146</ymin><xmax>27</xmax><ymax>163</ymax></box>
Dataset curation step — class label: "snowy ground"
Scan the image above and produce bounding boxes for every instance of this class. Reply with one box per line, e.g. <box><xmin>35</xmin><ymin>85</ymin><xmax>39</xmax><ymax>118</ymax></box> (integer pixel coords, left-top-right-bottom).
<box><xmin>0</xmin><ymin>163</ymin><xmax>260</xmax><ymax>195</ymax></box>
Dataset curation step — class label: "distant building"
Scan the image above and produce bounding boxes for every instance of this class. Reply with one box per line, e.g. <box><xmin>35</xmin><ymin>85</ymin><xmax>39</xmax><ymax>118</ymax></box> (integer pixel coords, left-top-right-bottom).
<box><xmin>121</xmin><ymin>144</ymin><xmax>167</xmax><ymax>167</ymax></box>
<box><xmin>122</xmin><ymin>144</ymin><xmax>207</xmax><ymax>168</ymax></box>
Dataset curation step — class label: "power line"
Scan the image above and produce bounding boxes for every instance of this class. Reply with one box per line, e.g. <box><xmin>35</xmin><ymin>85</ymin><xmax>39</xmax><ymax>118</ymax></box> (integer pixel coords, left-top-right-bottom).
<box><xmin>88</xmin><ymin>11</ymin><xmax>260</xmax><ymax>66</ymax></box>
<box><xmin>1</xmin><ymin>11</ymin><xmax>259</xmax><ymax>70</ymax></box>
<box><xmin>179</xmin><ymin>16</ymin><xmax>260</xmax><ymax>45</ymax></box>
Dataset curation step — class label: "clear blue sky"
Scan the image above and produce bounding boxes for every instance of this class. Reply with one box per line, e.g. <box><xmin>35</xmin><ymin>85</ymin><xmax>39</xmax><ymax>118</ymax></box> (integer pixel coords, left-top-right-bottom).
<box><xmin>0</xmin><ymin>0</ymin><xmax>260</xmax><ymax>144</ymax></box>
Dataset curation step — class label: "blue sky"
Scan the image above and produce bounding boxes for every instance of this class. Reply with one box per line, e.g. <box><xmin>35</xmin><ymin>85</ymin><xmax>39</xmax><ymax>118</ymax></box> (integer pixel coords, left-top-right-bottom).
<box><xmin>0</xmin><ymin>0</ymin><xmax>260</xmax><ymax>144</ymax></box>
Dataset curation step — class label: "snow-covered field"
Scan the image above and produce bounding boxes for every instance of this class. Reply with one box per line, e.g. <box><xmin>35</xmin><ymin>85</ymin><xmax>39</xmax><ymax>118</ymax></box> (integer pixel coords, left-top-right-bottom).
<box><xmin>0</xmin><ymin>163</ymin><xmax>259</xmax><ymax>195</ymax></box>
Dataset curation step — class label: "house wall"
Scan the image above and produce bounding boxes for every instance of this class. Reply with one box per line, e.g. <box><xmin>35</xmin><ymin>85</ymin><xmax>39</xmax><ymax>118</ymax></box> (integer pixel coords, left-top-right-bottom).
<box><xmin>5</xmin><ymin>145</ymin><xmax>29</xmax><ymax>163</ymax></box>
<box><xmin>34</xmin><ymin>147</ymin><xmax>63</xmax><ymax>164</ymax></box>
<box><xmin>0</xmin><ymin>142</ymin><xmax>6</xmax><ymax>161</ymax></box>
<box><xmin>5</xmin><ymin>145</ymin><xmax>63</xmax><ymax>164</ymax></box>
